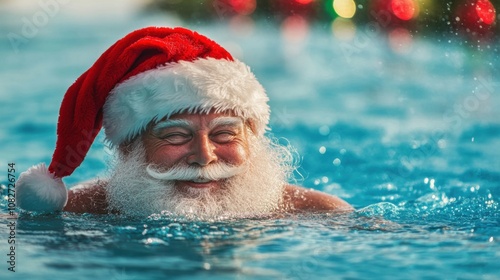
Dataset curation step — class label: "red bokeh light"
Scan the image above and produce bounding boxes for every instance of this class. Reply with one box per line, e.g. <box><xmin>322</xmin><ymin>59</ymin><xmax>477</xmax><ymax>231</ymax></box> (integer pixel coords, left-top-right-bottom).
<box><xmin>370</xmin><ymin>0</ymin><xmax>419</xmax><ymax>28</ymax></box>
<box><xmin>295</xmin><ymin>0</ymin><xmax>314</xmax><ymax>4</ymax></box>
<box><xmin>272</xmin><ymin>0</ymin><xmax>317</xmax><ymax>20</ymax></box>
<box><xmin>388</xmin><ymin>27</ymin><xmax>413</xmax><ymax>54</ymax></box>
<box><xmin>475</xmin><ymin>0</ymin><xmax>496</xmax><ymax>25</ymax></box>
<box><xmin>391</xmin><ymin>0</ymin><xmax>416</xmax><ymax>21</ymax></box>
<box><xmin>455</xmin><ymin>0</ymin><xmax>496</xmax><ymax>37</ymax></box>
<box><xmin>282</xmin><ymin>15</ymin><xmax>309</xmax><ymax>43</ymax></box>
<box><xmin>228</xmin><ymin>0</ymin><xmax>256</xmax><ymax>16</ymax></box>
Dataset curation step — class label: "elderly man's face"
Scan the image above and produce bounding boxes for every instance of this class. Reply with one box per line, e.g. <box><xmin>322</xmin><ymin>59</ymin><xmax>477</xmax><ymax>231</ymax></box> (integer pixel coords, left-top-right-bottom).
<box><xmin>108</xmin><ymin>111</ymin><xmax>288</xmax><ymax>217</ymax></box>
<box><xmin>141</xmin><ymin>112</ymin><xmax>250</xmax><ymax>191</ymax></box>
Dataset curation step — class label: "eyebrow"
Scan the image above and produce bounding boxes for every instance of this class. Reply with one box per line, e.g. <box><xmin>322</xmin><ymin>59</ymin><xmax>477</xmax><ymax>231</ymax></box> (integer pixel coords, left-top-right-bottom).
<box><xmin>152</xmin><ymin>119</ymin><xmax>193</xmax><ymax>133</ymax></box>
<box><xmin>208</xmin><ymin>117</ymin><xmax>244</xmax><ymax>129</ymax></box>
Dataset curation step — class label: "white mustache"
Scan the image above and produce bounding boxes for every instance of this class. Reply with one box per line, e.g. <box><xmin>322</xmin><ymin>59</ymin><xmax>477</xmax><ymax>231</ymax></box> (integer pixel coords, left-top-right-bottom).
<box><xmin>146</xmin><ymin>162</ymin><xmax>247</xmax><ymax>182</ymax></box>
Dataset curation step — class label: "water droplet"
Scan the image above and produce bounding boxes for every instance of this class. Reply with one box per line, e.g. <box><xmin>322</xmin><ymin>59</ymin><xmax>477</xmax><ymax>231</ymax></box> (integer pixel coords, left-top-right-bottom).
<box><xmin>324</xmin><ymin>183</ymin><xmax>341</xmax><ymax>192</ymax></box>
<box><xmin>332</xmin><ymin>158</ymin><xmax>341</xmax><ymax>166</ymax></box>
<box><xmin>319</xmin><ymin>146</ymin><xmax>326</xmax><ymax>154</ymax></box>
<box><xmin>386</xmin><ymin>184</ymin><xmax>396</xmax><ymax>191</ymax></box>
<box><xmin>438</xmin><ymin>139</ymin><xmax>447</xmax><ymax>148</ymax></box>
<box><xmin>321</xmin><ymin>176</ymin><xmax>329</xmax><ymax>183</ymax></box>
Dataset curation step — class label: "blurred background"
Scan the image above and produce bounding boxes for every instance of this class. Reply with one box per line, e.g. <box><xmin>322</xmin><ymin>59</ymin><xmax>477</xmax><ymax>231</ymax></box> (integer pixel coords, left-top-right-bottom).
<box><xmin>144</xmin><ymin>0</ymin><xmax>499</xmax><ymax>42</ymax></box>
<box><xmin>1</xmin><ymin>2</ymin><xmax>499</xmax><ymax>279</ymax></box>
<box><xmin>1</xmin><ymin>0</ymin><xmax>499</xmax><ymax>205</ymax></box>
<box><xmin>2</xmin><ymin>0</ymin><xmax>499</xmax><ymax>51</ymax></box>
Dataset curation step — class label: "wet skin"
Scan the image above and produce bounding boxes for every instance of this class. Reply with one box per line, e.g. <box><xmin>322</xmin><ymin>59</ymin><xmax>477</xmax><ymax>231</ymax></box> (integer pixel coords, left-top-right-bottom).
<box><xmin>64</xmin><ymin>112</ymin><xmax>353</xmax><ymax>214</ymax></box>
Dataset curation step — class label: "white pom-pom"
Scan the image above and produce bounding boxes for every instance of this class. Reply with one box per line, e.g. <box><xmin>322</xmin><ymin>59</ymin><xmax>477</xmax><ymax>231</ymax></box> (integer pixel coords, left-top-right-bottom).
<box><xmin>16</xmin><ymin>163</ymin><xmax>68</xmax><ymax>212</ymax></box>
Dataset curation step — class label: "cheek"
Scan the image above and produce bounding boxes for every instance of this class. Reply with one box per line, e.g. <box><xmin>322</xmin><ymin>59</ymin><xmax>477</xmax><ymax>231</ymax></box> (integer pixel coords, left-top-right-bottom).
<box><xmin>217</xmin><ymin>143</ymin><xmax>248</xmax><ymax>166</ymax></box>
<box><xmin>143</xmin><ymin>140</ymin><xmax>185</xmax><ymax>166</ymax></box>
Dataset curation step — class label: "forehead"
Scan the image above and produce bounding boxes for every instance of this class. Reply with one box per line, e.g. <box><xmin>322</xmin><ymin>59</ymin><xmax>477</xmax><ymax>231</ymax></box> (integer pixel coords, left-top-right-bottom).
<box><xmin>156</xmin><ymin>112</ymin><xmax>244</xmax><ymax>128</ymax></box>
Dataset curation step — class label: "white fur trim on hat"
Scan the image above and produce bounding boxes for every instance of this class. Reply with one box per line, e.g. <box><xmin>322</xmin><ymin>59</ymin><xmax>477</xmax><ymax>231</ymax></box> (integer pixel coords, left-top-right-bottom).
<box><xmin>16</xmin><ymin>163</ymin><xmax>68</xmax><ymax>212</ymax></box>
<box><xmin>103</xmin><ymin>57</ymin><xmax>270</xmax><ymax>146</ymax></box>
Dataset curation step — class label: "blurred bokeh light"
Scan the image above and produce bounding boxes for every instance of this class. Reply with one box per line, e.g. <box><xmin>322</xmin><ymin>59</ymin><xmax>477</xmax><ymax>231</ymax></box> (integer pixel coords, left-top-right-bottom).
<box><xmin>390</xmin><ymin>0</ymin><xmax>417</xmax><ymax>21</ymax></box>
<box><xmin>333</xmin><ymin>0</ymin><xmax>357</xmax><ymax>19</ymax></box>
<box><xmin>142</xmin><ymin>0</ymin><xmax>498</xmax><ymax>43</ymax></box>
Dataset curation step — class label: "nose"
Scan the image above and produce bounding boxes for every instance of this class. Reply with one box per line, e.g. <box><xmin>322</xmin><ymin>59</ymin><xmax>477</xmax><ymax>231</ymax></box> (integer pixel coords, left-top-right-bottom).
<box><xmin>186</xmin><ymin>134</ymin><xmax>217</xmax><ymax>166</ymax></box>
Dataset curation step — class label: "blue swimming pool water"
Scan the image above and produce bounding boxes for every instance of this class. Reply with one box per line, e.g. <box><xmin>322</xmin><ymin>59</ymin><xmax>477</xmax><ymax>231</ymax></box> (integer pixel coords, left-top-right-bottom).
<box><xmin>1</xmin><ymin>3</ymin><xmax>499</xmax><ymax>279</ymax></box>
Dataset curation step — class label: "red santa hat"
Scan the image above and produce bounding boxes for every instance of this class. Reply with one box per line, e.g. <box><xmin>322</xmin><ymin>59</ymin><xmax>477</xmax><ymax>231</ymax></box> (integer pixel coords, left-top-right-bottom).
<box><xmin>16</xmin><ymin>26</ymin><xmax>270</xmax><ymax>212</ymax></box>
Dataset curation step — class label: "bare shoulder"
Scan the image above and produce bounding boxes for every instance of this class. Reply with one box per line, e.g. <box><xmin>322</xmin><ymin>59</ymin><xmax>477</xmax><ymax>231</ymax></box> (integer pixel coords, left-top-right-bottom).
<box><xmin>64</xmin><ymin>180</ymin><xmax>110</xmax><ymax>214</ymax></box>
<box><xmin>283</xmin><ymin>185</ymin><xmax>353</xmax><ymax>213</ymax></box>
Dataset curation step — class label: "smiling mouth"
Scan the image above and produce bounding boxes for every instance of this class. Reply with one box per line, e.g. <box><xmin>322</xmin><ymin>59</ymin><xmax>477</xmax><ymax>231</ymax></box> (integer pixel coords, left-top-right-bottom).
<box><xmin>191</xmin><ymin>178</ymin><xmax>211</xmax><ymax>183</ymax></box>
<box><xmin>176</xmin><ymin>179</ymin><xmax>217</xmax><ymax>189</ymax></box>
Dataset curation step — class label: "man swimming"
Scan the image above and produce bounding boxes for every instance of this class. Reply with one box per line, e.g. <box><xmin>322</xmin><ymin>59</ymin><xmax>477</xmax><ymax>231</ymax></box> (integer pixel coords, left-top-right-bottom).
<box><xmin>16</xmin><ymin>27</ymin><xmax>352</xmax><ymax>219</ymax></box>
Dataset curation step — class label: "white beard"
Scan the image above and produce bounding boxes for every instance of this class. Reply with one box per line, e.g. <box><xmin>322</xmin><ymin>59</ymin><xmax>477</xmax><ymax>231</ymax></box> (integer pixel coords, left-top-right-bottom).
<box><xmin>106</xmin><ymin>136</ymin><xmax>292</xmax><ymax>220</ymax></box>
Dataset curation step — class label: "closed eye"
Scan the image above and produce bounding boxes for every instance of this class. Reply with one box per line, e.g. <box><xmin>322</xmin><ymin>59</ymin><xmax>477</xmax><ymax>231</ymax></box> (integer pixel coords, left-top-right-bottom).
<box><xmin>160</xmin><ymin>133</ymin><xmax>192</xmax><ymax>145</ymax></box>
<box><xmin>210</xmin><ymin>131</ymin><xmax>236</xmax><ymax>143</ymax></box>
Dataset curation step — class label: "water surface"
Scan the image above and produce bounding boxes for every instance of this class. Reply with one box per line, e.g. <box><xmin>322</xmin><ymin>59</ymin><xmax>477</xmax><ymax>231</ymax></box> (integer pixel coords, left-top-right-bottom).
<box><xmin>1</xmin><ymin>3</ymin><xmax>499</xmax><ymax>279</ymax></box>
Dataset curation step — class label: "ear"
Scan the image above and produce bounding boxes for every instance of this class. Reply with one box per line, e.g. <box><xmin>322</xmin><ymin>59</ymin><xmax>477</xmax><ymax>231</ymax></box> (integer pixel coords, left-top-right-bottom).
<box><xmin>118</xmin><ymin>136</ymin><xmax>140</xmax><ymax>156</ymax></box>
